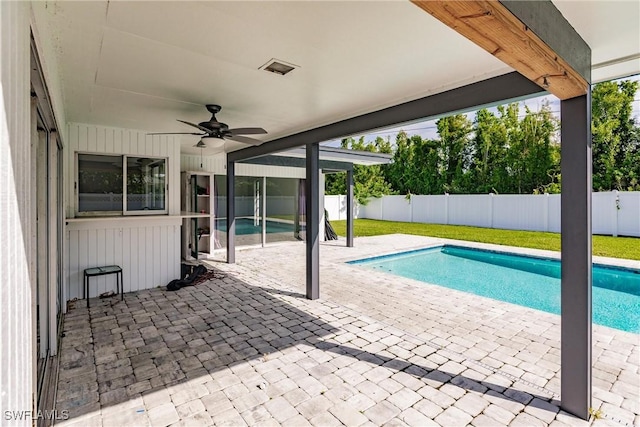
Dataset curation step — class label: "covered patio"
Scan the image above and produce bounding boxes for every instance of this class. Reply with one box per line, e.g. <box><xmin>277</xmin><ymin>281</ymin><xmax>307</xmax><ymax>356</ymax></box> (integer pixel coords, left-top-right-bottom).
<box><xmin>2</xmin><ymin>0</ymin><xmax>639</xmax><ymax>425</ymax></box>
<box><xmin>55</xmin><ymin>236</ymin><xmax>639</xmax><ymax>426</ymax></box>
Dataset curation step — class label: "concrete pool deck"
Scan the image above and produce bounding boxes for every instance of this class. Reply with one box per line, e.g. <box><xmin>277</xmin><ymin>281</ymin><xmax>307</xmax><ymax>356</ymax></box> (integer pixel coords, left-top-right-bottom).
<box><xmin>55</xmin><ymin>234</ymin><xmax>639</xmax><ymax>426</ymax></box>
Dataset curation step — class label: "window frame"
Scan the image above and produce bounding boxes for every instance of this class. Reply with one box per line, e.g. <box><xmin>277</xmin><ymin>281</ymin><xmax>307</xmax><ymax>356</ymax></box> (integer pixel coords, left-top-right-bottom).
<box><xmin>75</xmin><ymin>152</ymin><xmax>169</xmax><ymax>217</ymax></box>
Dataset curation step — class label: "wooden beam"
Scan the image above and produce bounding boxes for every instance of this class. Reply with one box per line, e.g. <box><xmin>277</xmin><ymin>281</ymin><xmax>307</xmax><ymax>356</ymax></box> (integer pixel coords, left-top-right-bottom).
<box><xmin>411</xmin><ymin>0</ymin><xmax>589</xmax><ymax>100</ymax></box>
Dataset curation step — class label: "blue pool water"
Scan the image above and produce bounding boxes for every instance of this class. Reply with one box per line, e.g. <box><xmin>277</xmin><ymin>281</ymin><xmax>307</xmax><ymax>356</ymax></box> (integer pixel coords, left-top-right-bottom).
<box><xmin>350</xmin><ymin>246</ymin><xmax>640</xmax><ymax>333</ymax></box>
<box><xmin>215</xmin><ymin>218</ymin><xmax>297</xmax><ymax>235</ymax></box>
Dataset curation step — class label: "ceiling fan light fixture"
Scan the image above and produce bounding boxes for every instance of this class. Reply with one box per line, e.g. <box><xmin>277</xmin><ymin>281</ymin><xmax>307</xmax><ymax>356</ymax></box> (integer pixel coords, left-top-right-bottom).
<box><xmin>259</xmin><ymin>58</ymin><xmax>299</xmax><ymax>76</ymax></box>
<box><xmin>201</xmin><ymin>135</ymin><xmax>226</xmax><ymax>148</ymax></box>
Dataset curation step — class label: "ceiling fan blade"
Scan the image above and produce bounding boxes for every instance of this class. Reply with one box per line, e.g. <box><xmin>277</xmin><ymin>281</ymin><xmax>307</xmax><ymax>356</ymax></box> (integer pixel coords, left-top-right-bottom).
<box><xmin>226</xmin><ymin>134</ymin><xmax>265</xmax><ymax>146</ymax></box>
<box><xmin>147</xmin><ymin>132</ymin><xmax>204</xmax><ymax>135</ymax></box>
<box><xmin>177</xmin><ymin>119</ymin><xmax>211</xmax><ymax>133</ymax></box>
<box><xmin>227</xmin><ymin>127</ymin><xmax>268</xmax><ymax>135</ymax></box>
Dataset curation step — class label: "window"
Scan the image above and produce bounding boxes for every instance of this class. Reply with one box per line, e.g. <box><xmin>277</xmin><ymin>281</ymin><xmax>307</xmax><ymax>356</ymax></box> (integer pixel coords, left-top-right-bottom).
<box><xmin>77</xmin><ymin>154</ymin><xmax>167</xmax><ymax>216</ymax></box>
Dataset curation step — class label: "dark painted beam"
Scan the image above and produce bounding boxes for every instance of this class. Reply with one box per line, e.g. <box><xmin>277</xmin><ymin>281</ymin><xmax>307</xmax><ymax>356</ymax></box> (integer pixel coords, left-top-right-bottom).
<box><xmin>346</xmin><ymin>168</ymin><xmax>354</xmax><ymax>248</ymax></box>
<box><xmin>560</xmin><ymin>94</ymin><xmax>592</xmax><ymax>420</ymax></box>
<box><xmin>229</xmin><ymin>72</ymin><xmax>543</xmax><ymax>162</ymax></box>
<box><xmin>306</xmin><ymin>143</ymin><xmax>320</xmax><ymax>300</ymax></box>
<box><xmin>226</xmin><ymin>160</ymin><xmax>236</xmax><ymax>264</ymax></box>
<box><xmin>500</xmin><ymin>1</ymin><xmax>591</xmax><ymax>83</ymax></box>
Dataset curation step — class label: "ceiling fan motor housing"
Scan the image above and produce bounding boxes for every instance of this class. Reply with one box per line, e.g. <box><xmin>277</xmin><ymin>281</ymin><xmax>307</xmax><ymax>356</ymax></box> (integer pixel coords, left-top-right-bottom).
<box><xmin>199</xmin><ymin>121</ymin><xmax>228</xmax><ymax>132</ymax></box>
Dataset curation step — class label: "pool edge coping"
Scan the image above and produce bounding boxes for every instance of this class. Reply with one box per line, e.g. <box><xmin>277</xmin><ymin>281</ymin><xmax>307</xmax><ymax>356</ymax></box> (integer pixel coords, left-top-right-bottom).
<box><xmin>337</xmin><ymin>233</ymin><xmax>640</xmax><ymax>271</ymax></box>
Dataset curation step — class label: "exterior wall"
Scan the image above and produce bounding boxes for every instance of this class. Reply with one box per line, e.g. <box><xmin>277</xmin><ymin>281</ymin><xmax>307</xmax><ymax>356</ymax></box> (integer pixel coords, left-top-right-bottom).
<box><xmin>0</xmin><ymin>0</ymin><xmax>34</xmax><ymax>422</ymax></box>
<box><xmin>30</xmin><ymin>2</ymin><xmax>68</xmax><ymax>143</ymax></box>
<box><xmin>65</xmin><ymin>123</ymin><xmax>182</xmax><ymax>300</ymax></box>
<box><xmin>332</xmin><ymin>192</ymin><xmax>640</xmax><ymax>237</ymax></box>
<box><xmin>181</xmin><ymin>154</ymin><xmax>306</xmax><ymax>178</ymax></box>
<box><xmin>66</xmin><ymin>219</ymin><xmax>181</xmax><ymax>299</ymax></box>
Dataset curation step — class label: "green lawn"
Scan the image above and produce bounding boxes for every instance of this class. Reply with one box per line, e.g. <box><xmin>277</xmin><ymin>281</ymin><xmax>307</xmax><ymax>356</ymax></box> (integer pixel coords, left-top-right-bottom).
<box><xmin>330</xmin><ymin>219</ymin><xmax>640</xmax><ymax>261</ymax></box>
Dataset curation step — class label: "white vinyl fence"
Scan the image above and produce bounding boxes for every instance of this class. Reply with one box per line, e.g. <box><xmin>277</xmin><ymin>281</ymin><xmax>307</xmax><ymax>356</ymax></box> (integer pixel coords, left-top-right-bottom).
<box><xmin>325</xmin><ymin>191</ymin><xmax>640</xmax><ymax>237</ymax></box>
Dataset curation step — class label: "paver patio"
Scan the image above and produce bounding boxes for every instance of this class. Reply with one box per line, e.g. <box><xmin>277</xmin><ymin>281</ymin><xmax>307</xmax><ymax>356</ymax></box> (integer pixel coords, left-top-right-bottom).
<box><xmin>55</xmin><ymin>235</ymin><xmax>639</xmax><ymax>427</ymax></box>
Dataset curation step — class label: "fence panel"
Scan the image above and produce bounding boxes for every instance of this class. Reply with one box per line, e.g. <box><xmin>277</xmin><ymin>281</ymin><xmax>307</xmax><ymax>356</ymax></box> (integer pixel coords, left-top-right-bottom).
<box><xmin>548</xmin><ymin>194</ymin><xmax>561</xmax><ymax>233</ymax></box>
<box><xmin>326</xmin><ymin>191</ymin><xmax>639</xmax><ymax>237</ymax></box>
<box><xmin>617</xmin><ymin>191</ymin><xmax>640</xmax><ymax>237</ymax></box>
<box><xmin>592</xmin><ymin>191</ymin><xmax>617</xmax><ymax>235</ymax></box>
<box><xmin>382</xmin><ymin>195</ymin><xmax>412</xmax><ymax>222</ymax></box>
<box><xmin>447</xmin><ymin>195</ymin><xmax>492</xmax><ymax>227</ymax></box>
<box><xmin>492</xmin><ymin>194</ymin><xmax>548</xmax><ymax>231</ymax></box>
<box><xmin>361</xmin><ymin>197</ymin><xmax>384</xmax><ymax>220</ymax></box>
<box><xmin>325</xmin><ymin>195</ymin><xmax>345</xmax><ymax>220</ymax></box>
<box><xmin>412</xmin><ymin>195</ymin><xmax>448</xmax><ymax>224</ymax></box>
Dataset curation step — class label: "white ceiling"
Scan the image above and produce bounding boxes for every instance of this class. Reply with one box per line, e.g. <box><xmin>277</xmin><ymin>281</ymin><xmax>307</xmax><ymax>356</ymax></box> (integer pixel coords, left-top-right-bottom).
<box><xmin>38</xmin><ymin>1</ymin><xmax>639</xmax><ymax>155</ymax></box>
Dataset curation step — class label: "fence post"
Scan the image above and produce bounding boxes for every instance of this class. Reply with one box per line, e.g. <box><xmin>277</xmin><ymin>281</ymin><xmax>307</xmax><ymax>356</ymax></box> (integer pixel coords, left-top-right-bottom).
<box><xmin>544</xmin><ymin>193</ymin><xmax>550</xmax><ymax>232</ymax></box>
<box><xmin>613</xmin><ymin>190</ymin><xmax>619</xmax><ymax>237</ymax></box>
<box><xmin>409</xmin><ymin>194</ymin><xmax>413</xmax><ymax>223</ymax></box>
<box><xmin>445</xmin><ymin>193</ymin><xmax>449</xmax><ymax>225</ymax></box>
<box><xmin>489</xmin><ymin>193</ymin><xmax>494</xmax><ymax>228</ymax></box>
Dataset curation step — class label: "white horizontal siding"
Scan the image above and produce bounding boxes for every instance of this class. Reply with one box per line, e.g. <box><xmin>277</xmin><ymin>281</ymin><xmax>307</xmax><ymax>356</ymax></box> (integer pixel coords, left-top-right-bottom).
<box><xmin>66</xmin><ymin>220</ymin><xmax>181</xmax><ymax>300</ymax></box>
<box><xmin>0</xmin><ymin>1</ymin><xmax>33</xmax><ymax>421</ymax></box>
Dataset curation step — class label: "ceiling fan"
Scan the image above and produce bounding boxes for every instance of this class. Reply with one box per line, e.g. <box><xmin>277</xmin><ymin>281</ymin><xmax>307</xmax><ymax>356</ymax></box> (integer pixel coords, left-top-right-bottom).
<box><xmin>148</xmin><ymin>104</ymin><xmax>267</xmax><ymax>146</ymax></box>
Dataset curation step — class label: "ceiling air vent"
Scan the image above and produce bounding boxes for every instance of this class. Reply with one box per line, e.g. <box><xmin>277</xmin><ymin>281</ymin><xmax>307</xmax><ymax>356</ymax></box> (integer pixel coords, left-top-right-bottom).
<box><xmin>259</xmin><ymin>59</ymin><xmax>298</xmax><ymax>76</ymax></box>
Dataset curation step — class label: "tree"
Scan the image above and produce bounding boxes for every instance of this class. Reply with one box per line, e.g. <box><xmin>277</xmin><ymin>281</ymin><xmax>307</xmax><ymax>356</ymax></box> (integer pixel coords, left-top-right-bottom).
<box><xmin>324</xmin><ymin>136</ymin><xmax>393</xmax><ymax>204</ymax></box>
<box><xmin>384</xmin><ymin>131</ymin><xmax>413</xmax><ymax>194</ymax></box>
<box><xmin>517</xmin><ymin>103</ymin><xmax>559</xmax><ymax>193</ymax></box>
<box><xmin>330</xmin><ymin>78</ymin><xmax>638</xmax><ymax>197</ymax></box>
<box><xmin>410</xmin><ymin>135</ymin><xmax>443</xmax><ymax>195</ymax></box>
<box><xmin>592</xmin><ymin>79</ymin><xmax>640</xmax><ymax>190</ymax></box>
<box><xmin>468</xmin><ymin>108</ymin><xmax>509</xmax><ymax>193</ymax></box>
<box><xmin>436</xmin><ymin>114</ymin><xmax>473</xmax><ymax>193</ymax></box>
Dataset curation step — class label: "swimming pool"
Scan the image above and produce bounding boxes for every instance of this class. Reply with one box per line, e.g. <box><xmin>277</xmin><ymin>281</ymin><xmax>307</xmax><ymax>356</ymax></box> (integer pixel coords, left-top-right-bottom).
<box><xmin>350</xmin><ymin>245</ymin><xmax>640</xmax><ymax>333</ymax></box>
<box><xmin>215</xmin><ymin>218</ymin><xmax>298</xmax><ymax>235</ymax></box>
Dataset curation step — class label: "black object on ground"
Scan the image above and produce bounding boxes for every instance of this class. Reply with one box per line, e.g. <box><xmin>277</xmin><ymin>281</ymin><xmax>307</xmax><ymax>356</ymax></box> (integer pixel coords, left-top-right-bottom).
<box><xmin>167</xmin><ymin>264</ymin><xmax>207</xmax><ymax>291</ymax></box>
<box><xmin>325</xmin><ymin>209</ymin><xmax>338</xmax><ymax>241</ymax></box>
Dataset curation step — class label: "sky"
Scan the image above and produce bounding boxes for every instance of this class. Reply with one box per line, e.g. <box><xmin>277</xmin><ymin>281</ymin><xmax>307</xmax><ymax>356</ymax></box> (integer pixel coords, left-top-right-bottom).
<box><xmin>323</xmin><ymin>74</ymin><xmax>640</xmax><ymax>148</ymax></box>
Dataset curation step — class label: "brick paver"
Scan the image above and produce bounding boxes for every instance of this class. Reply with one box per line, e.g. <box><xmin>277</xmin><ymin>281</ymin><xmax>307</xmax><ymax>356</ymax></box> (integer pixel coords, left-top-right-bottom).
<box><xmin>55</xmin><ymin>235</ymin><xmax>639</xmax><ymax>426</ymax></box>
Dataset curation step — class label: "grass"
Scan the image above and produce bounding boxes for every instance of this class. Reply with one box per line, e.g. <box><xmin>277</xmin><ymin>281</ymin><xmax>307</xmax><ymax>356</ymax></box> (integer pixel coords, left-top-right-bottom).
<box><xmin>330</xmin><ymin>219</ymin><xmax>640</xmax><ymax>261</ymax></box>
